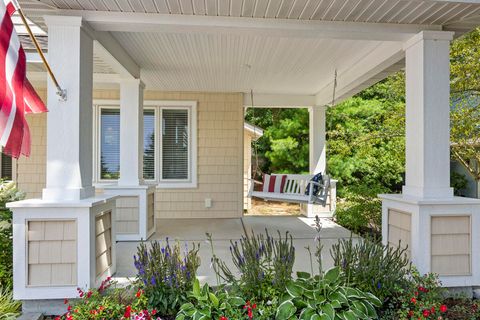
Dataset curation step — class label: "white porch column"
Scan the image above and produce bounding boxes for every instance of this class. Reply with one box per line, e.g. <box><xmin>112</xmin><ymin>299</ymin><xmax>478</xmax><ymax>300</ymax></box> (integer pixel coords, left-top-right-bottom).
<box><xmin>42</xmin><ymin>16</ymin><xmax>95</xmax><ymax>201</ymax></box>
<box><xmin>118</xmin><ymin>79</ymin><xmax>144</xmax><ymax>186</ymax></box>
<box><xmin>381</xmin><ymin>31</ymin><xmax>480</xmax><ymax>290</ymax></box>
<box><xmin>402</xmin><ymin>31</ymin><xmax>454</xmax><ymax>199</ymax></box>
<box><xmin>309</xmin><ymin>106</ymin><xmax>326</xmax><ymax>174</ymax></box>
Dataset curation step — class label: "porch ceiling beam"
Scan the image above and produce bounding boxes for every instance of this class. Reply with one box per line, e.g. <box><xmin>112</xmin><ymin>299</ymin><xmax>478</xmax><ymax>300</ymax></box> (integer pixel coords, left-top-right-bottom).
<box><xmin>315</xmin><ymin>42</ymin><xmax>405</xmax><ymax>106</ymax></box>
<box><xmin>93</xmin><ymin>31</ymin><xmax>140</xmax><ymax>79</ymax></box>
<box><xmin>244</xmin><ymin>93</ymin><xmax>316</xmax><ymax>108</ymax></box>
<box><xmin>29</xmin><ymin>10</ymin><xmax>444</xmax><ymax>42</ymax></box>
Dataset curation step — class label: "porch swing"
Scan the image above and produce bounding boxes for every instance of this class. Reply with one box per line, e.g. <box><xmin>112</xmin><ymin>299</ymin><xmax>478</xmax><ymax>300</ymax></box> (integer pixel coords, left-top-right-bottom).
<box><xmin>246</xmin><ymin>71</ymin><xmax>337</xmax><ymax>207</ymax></box>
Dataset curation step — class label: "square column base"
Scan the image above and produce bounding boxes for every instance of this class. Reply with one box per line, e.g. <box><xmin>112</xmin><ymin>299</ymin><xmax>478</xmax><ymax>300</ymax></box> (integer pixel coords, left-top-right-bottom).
<box><xmin>99</xmin><ymin>185</ymin><xmax>156</xmax><ymax>241</ymax></box>
<box><xmin>380</xmin><ymin>194</ymin><xmax>480</xmax><ymax>288</ymax></box>
<box><xmin>8</xmin><ymin>195</ymin><xmax>117</xmax><ymax>305</ymax></box>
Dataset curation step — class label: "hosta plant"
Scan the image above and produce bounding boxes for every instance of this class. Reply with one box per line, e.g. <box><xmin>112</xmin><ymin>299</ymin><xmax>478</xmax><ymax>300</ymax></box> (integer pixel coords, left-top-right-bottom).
<box><xmin>176</xmin><ymin>279</ymin><xmax>254</xmax><ymax>320</ymax></box>
<box><xmin>275</xmin><ymin>267</ymin><xmax>381</xmax><ymax>320</ymax></box>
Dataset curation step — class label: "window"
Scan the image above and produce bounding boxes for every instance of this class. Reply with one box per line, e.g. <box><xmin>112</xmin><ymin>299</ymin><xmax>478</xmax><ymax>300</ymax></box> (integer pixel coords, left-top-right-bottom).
<box><xmin>1</xmin><ymin>153</ymin><xmax>12</xmax><ymax>180</ymax></box>
<box><xmin>161</xmin><ymin>109</ymin><xmax>189</xmax><ymax>180</ymax></box>
<box><xmin>94</xmin><ymin>100</ymin><xmax>197</xmax><ymax>187</ymax></box>
<box><xmin>100</xmin><ymin>108</ymin><xmax>120</xmax><ymax>180</ymax></box>
<box><xmin>143</xmin><ymin>109</ymin><xmax>155</xmax><ymax>180</ymax></box>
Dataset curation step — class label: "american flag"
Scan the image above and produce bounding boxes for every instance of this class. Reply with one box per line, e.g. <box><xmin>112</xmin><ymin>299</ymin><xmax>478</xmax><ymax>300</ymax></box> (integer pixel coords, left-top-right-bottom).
<box><xmin>0</xmin><ymin>0</ymin><xmax>47</xmax><ymax>159</ymax></box>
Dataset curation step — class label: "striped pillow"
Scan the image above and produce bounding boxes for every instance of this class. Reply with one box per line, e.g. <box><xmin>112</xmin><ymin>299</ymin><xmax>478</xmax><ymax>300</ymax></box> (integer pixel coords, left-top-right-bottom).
<box><xmin>262</xmin><ymin>174</ymin><xmax>287</xmax><ymax>193</ymax></box>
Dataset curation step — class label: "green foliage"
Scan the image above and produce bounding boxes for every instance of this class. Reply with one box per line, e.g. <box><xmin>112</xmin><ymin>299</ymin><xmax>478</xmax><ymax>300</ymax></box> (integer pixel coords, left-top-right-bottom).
<box><xmin>275</xmin><ymin>267</ymin><xmax>381</xmax><ymax>320</ymax></box>
<box><xmin>211</xmin><ymin>230</ymin><xmax>295</xmax><ymax>300</ymax></box>
<box><xmin>326</xmin><ymin>97</ymin><xmax>405</xmax><ymax>190</ymax></box>
<box><xmin>0</xmin><ymin>182</ymin><xmax>25</xmax><ymax>290</ymax></box>
<box><xmin>0</xmin><ymin>287</ymin><xmax>21</xmax><ymax>320</ymax></box>
<box><xmin>329</xmin><ymin>237</ymin><xmax>411</xmax><ymax>303</ymax></box>
<box><xmin>333</xmin><ymin>185</ymin><xmax>387</xmax><ymax>235</ymax></box>
<box><xmin>134</xmin><ymin>239</ymin><xmax>201</xmax><ymax>316</ymax></box>
<box><xmin>451</xmin><ymin>171</ymin><xmax>469</xmax><ymax>196</ymax></box>
<box><xmin>175</xmin><ymin>279</ymin><xmax>253</xmax><ymax>320</ymax></box>
<box><xmin>245</xmin><ymin>108</ymin><xmax>309</xmax><ymax>176</ymax></box>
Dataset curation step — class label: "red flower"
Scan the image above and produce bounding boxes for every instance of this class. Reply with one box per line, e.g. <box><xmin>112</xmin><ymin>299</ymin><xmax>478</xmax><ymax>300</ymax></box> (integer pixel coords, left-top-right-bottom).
<box><xmin>136</xmin><ymin>289</ymin><xmax>143</xmax><ymax>298</ymax></box>
<box><xmin>422</xmin><ymin>309</ymin><xmax>430</xmax><ymax>317</ymax></box>
<box><xmin>408</xmin><ymin>310</ymin><xmax>414</xmax><ymax>317</ymax></box>
<box><xmin>411</xmin><ymin>297</ymin><xmax>417</xmax><ymax>304</ymax></box>
<box><xmin>124</xmin><ymin>305</ymin><xmax>132</xmax><ymax>318</ymax></box>
<box><xmin>219</xmin><ymin>317</ymin><xmax>228</xmax><ymax>320</ymax></box>
<box><xmin>252</xmin><ymin>303</ymin><xmax>257</xmax><ymax>309</ymax></box>
<box><xmin>64</xmin><ymin>299</ymin><xmax>69</xmax><ymax>305</ymax></box>
<box><xmin>152</xmin><ymin>309</ymin><xmax>157</xmax><ymax>315</ymax></box>
<box><xmin>430</xmin><ymin>306</ymin><xmax>435</xmax><ymax>313</ymax></box>
<box><xmin>440</xmin><ymin>305</ymin><xmax>447</xmax><ymax>313</ymax></box>
<box><xmin>86</xmin><ymin>291</ymin><xmax>92</xmax><ymax>299</ymax></box>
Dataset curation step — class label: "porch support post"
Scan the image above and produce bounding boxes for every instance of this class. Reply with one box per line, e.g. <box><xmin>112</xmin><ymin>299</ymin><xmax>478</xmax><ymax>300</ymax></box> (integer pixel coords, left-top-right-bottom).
<box><xmin>118</xmin><ymin>79</ymin><xmax>144</xmax><ymax>186</ymax></box>
<box><xmin>402</xmin><ymin>31</ymin><xmax>454</xmax><ymax>199</ymax></box>
<box><xmin>309</xmin><ymin>106</ymin><xmax>326</xmax><ymax>175</ymax></box>
<box><xmin>42</xmin><ymin>16</ymin><xmax>95</xmax><ymax>201</ymax></box>
<box><xmin>381</xmin><ymin>31</ymin><xmax>480</xmax><ymax>291</ymax></box>
<box><xmin>306</xmin><ymin>106</ymin><xmax>336</xmax><ymax>217</ymax></box>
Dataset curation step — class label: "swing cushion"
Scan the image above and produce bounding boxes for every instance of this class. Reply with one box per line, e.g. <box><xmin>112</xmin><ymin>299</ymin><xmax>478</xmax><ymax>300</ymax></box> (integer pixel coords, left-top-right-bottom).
<box><xmin>305</xmin><ymin>173</ymin><xmax>323</xmax><ymax>196</ymax></box>
<box><xmin>262</xmin><ymin>174</ymin><xmax>287</xmax><ymax>193</ymax></box>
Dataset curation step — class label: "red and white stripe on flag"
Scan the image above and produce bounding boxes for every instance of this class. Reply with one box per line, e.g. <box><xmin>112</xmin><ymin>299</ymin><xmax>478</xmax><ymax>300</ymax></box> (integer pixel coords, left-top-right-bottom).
<box><xmin>0</xmin><ymin>0</ymin><xmax>47</xmax><ymax>159</ymax></box>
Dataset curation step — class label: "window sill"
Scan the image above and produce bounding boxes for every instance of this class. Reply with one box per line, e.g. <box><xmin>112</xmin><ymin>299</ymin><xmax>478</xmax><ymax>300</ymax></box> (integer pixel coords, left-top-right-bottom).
<box><xmin>156</xmin><ymin>182</ymin><xmax>197</xmax><ymax>189</ymax></box>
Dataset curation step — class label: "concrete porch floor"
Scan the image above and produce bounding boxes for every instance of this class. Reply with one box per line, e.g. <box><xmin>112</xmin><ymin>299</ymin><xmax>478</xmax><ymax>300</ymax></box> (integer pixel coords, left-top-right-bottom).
<box><xmin>116</xmin><ymin>216</ymin><xmax>357</xmax><ymax>284</ymax></box>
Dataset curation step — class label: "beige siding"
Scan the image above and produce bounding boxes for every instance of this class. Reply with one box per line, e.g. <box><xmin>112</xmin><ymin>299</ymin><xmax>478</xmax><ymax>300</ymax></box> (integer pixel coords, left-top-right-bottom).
<box><xmin>244</xmin><ymin>132</ymin><xmax>252</xmax><ymax>211</ymax></box>
<box><xmin>96</xmin><ymin>210</ymin><xmax>113</xmax><ymax>277</ymax></box>
<box><xmin>116</xmin><ymin>196</ymin><xmax>140</xmax><ymax>234</ymax></box>
<box><xmin>388</xmin><ymin>209</ymin><xmax>411</xmax><ymax>259</ymax></box>
<box><xmin>431</xmin><ymin>215</ymin><xmax>471</xmax><ymax>276</ymax></box>
<box><xmin>147</xmin><ymin>192</ymin><xmax>155</xmax><ymax>233</ymax></box>
<box><xmin>150</xmin><ymin>92</ymin><xmax>244</xmax><ymax>219</ymax></box>
<box><xmin>16</xmin><ymin>90</ymin><xmax>244</xmax><ymax>219</ymax></box>
<box><xmin>27</xmin><ymin>220</ymin><xmax>77</xmax><ymax>286</ymax></box>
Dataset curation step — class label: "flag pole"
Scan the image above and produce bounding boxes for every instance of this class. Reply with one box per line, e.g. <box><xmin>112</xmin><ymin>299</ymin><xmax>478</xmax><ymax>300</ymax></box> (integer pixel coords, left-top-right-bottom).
<box><xmin>16</xmin><ymin>7</ymin><xmax>67</xmax><ymax>101</ymax></box>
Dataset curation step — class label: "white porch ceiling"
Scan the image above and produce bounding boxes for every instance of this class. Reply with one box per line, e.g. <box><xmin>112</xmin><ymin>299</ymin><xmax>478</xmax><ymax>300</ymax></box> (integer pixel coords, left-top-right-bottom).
<box><xmin>24</xmin><ymin>0</ymin><xmax>480</xmax><ymax>27</ymax></box>
<box><xmin>18</xmin><ymin>0</ymin><xmax>480</xmax><ymax>104</ymax></box>
<box><xmin>112</xmin><ymin>32</ymin><xmax>381</xmax><ymax>94</ymax></box>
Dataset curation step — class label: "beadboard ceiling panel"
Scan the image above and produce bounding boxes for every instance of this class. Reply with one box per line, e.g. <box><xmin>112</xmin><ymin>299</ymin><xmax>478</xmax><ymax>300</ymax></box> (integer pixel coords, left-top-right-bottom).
<box><xmin>27</xmin><ymin>0</ymin><xmax>480</xmax><ymax>27</ymax></box>
<box><xmin>112</xmin><ymin>31</ymin><xmax>381</xmax><ymax>93</ymax></box>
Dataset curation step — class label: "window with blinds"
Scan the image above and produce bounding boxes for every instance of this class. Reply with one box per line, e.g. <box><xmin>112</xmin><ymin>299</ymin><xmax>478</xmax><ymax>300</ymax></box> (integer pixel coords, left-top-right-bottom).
<box><xmin>1</xmin><ymin>153</ymin><xmax>12</xmax><ymax>180</ymax></box>
<box><xmin>100</xmin><ymin>109</ymin><xmax>120</xmax><ymax>180</ymax></box>
<box><xmin>161</xmin><ymin>109</ymin><xmax>189</xmax><ymax>180</ymax></box>
<box><xmin>143</xmin><ymin>109</ymin><xmax>155</xmax><ymax>180</ymax></box>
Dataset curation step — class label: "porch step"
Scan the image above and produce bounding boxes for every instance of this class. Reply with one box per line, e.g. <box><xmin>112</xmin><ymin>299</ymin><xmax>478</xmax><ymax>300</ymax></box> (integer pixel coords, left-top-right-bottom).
<box><xmin>16</xmin><ymin>313</ymin><xmax>44</xmax><ymax>320</ymax></box>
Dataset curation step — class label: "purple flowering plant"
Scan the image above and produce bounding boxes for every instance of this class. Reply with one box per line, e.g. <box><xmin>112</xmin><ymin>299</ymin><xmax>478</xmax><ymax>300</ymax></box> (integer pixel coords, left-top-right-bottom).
<box><xmin>134</xmin><ymin>239</ymin><xmax>200</xmax><ymax>317</ymax></box>
<box><xmin>210</xmin><ymin>229</ymin><xmax>295</xmax><ymax>300</ymax></box>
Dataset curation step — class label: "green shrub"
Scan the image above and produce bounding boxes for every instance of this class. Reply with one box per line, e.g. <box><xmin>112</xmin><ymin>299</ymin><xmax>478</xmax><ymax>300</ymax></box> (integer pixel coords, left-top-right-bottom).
<box><xmin>0</xmin><ymin>182</ymin><xmax>25</xmax><ymax>289</ymax></box>
<box><xmin>275</xmin><ymin>267</ymin><xmax>382</xmax><ymax>320</ymax></box>
<box><xmin>210</xmin><ymin>230</ymin><xmax>295</xmax><ymax>300</ymax></box>
<box><xmin>134</xmin><ymin>239</ymin><xmax>200</xmax><ymax>316</ymax></box>
<box><xmin>334</xmin><ymin>185</ymin><xmax>386</xmax><ymax>235</ymax></box>
<box><xmin>330</xmin><ymin>237</ymin><xmax>411</xmax><ymax>303</ymax></box>
<box><xmin>0</xmin><ymin>287</ymin><xmax>21</xmax><ymax>320</ymax></box>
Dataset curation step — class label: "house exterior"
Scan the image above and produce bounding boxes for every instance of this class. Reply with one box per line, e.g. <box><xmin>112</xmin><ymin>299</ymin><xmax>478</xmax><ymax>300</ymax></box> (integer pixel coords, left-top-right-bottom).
<box><xmin>7</xmin><ymin>0</ymin><xmax>480</xmax><ymax>312</ymax></box>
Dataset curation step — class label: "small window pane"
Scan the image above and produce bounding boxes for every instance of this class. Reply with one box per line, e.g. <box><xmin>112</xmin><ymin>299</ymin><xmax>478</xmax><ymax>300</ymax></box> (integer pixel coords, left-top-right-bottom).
<box><xmin>162</xmin><ymin>109</ymin><xmax>189</xmax><ymax>180</ymax></box>
<box><xmin>1</xmin><ymin>153</ymin><xmax>12</xmax><ymax>180</ymax></box>
<box><xmin>143</xmin><ymin>109</ymin><xmax>155</xmax><ymax>180</ymax></box>
<box><xmin>100</xmin><ymin>109</ymin><xmax>120</xmax><ymax>180</ymax></box>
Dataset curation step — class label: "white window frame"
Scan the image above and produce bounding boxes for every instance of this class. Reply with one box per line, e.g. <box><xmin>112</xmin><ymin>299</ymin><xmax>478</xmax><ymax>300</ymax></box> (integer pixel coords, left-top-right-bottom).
<box><xmin>93</xmin><ymin>102</ymin><xmax>121</xmax><ymax>184</ymax></box>
<box><xmin>142</xmin><ymin>107</ymin><xmax>157</xmax><ymax>183</ymax></box>
<box><xmin>92</xmin><ymin>100</ymin><xmax>197</xmax><ymax>188</ymax></box>
<box><xmin>146</xmin><ymin>100</ymin><xmax>197</xmax><ymax>189</ymax></box>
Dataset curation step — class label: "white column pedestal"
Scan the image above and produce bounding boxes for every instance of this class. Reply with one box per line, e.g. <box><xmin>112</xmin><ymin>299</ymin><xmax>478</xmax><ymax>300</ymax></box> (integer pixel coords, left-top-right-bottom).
<box><xmin>8</xmin><ymin>196</ymin><xmax>117</xmax><ymax>304</ymax></box>
<box><xmin>102</xmin><ymin>185</ymin><xmax>156</xmax><ymax>241</ymax></box>
<box><xmin>380</xmin><ymin>194</ymin><xmax>480</xmax><ymax>288</ymax></box>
